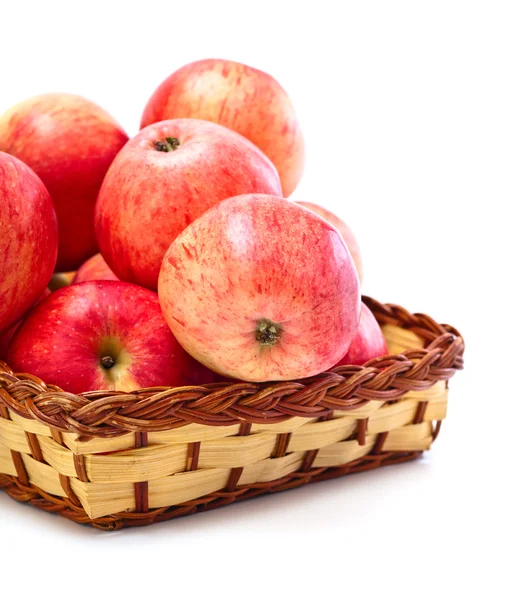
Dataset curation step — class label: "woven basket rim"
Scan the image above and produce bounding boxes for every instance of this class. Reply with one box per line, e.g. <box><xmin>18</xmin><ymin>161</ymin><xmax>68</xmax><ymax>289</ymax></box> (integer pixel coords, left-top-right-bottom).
<box><xmin>0</xmin><ymin>296</ymin><xmax>464</xmax><ymax>439</ymax></box>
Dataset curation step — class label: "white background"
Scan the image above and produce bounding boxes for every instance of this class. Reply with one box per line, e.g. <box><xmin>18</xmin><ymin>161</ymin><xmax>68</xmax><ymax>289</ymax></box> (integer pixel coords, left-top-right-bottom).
<box><xmin>1</xmin><ymin>1</ymin><xmax>527</xmax><ymax>598</ymax></box>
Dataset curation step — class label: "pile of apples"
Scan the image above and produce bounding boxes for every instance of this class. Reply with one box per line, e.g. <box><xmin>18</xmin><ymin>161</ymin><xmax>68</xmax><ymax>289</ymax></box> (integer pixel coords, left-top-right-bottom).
<box><xmin>0</xmin><ymin>59</ymin><xmax>388</xmax><ymax>394</ymax></box>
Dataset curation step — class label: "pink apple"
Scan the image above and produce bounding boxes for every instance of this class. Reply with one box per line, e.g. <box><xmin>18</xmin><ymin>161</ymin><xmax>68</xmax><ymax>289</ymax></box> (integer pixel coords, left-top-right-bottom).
<box><xmin>0</xmin><ymin>152</ymin><xmax>58</xmax><ymax>332</ymax></box>
<box><xmin>336</xmin><ymin>303</ymin><xmax>388</xmax><ymax>367</ymax></box>
<box><xmin>0</xmin><ymin>94</ymin><xmax>129</xmax><ymax>271</ymax></box>
<box><xmin>73</xmin><ymin>253</ymin><xmax>118</xmax><ymax>284</ymax></box>
<box><xmin>296</xmin><ymin>201</ymin><xmax>363</xmax><ymax>282</ymax></box>
<box><xmin>140</xmin><ymin>59</ymin><xmax>305</xmax><ymax>197</ymax></box>
<box><xmin>158</xmin><ymin>194</ymin><xmax>360</xmax><ymax>382</ymax></box>
<box><xmin>95</xmin><ymin>118</ymin><xmax>282</xmax><ymax>290</ymax></box>
<box><xmin>8</xmin><ymin>281</ymin><xmax>216</xmax><ymax>393</ymax></box>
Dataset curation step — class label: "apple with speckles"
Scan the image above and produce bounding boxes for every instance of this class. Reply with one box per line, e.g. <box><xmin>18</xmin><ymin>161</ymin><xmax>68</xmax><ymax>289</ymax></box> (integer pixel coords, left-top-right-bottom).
<box><xmin>95</xmin><ymin>118</ymin><xmax>282</xmax><ymax>290</ymax></box>
<box><xmin>0</xmin><ymin>151</ymin><xmax>58</xmax><ymax>333</ymax></box>
<box><xmin>336</xmin><ymin>303</ymin><xmax>388</xmax><ymax>367</ymax></box>
<box><xmin>158</xmin><ymin>194</ymin><xmax>360</xmax><ymax>382</ymax></box>
<box><xmin>141</xmin><ymin>59</ymin><xmax>305</xmax><ymax>197</ymax></box>
<box><xmin>0</xmin><ymin>288</ymin><xmax>51</xmax><ymax>362</ymax></box>
<box><xmin>73</xmin><ymin>253</ymin><xmax>118</xmax><ymax>284</ymax></box>
<box><xmin>8</xmin><ymin>281</ymin><xmax>216</xmax><ymax>393</ymax></box>
<box><xmin>296</xmin><ymin>201</ymin><xmax>363</xmax><ymax>283</ymax></box>
<box><xmin>0</xmin><ymin>94</ymin><xmax>129</xmax><ymax>271</ymax></box>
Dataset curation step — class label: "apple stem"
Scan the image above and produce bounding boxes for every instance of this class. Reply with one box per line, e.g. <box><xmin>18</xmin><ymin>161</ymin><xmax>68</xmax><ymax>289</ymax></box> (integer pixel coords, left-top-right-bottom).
<box><xmin>100</xmin><ymin>355</ymin><xmax>115</xmax><ymax>369</ymax></box>
<box><xmin>256</xmin><ymin>319</ymin><xmax>281</xmax><ymax>346</ymax></box>
<box><xmin>153</xmin><ymin>137</ymin><xmax>181</xmax><ymax>152</ymax></box>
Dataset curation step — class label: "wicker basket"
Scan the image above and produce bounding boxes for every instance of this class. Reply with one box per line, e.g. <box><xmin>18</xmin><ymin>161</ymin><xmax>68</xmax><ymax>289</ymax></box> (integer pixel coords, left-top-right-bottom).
<box><xmin>0</xmin><ymin>296</ymin><xmax>464</xmax><ymax>530</ymax></box>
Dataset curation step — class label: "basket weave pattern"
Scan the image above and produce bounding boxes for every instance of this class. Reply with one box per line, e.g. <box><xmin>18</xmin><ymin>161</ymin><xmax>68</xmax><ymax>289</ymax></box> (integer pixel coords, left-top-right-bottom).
<box><xmin>0</xmin><ymin>297</ymin><xmax>464</xmax><ymax>529</ymax></box>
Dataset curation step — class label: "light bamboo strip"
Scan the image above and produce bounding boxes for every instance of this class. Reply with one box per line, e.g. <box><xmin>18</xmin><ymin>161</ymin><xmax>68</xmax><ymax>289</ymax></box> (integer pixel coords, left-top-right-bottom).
<box><xmin>382</xmin><ymin>324</ymin><xmax>424</xmax><ymax>354</ymax></box>
<box><xmin>0</xmin><ymin>418</ymin><xmax>31</xmax><ymax>453</ymax></box>
<box><xmin>197</xmin><ymin>432</ymin><xmax>277</xmax><ymax>469</ymax></box>
<box><xmin>288</xmin><ymin>416</ymin><xmax>357</xmax><ymax>452</ymax></box>
<box><xmin>0</xmin><ymin>442</ymin><xmax>16</xmax><ymax>477</ymax></box>
<box><xmin>85</xmin><ymin>443</ymin><xmax>187</xmax><ymax>483</ymax></box>
<box><xmin>9</xmin><ymin>410</ymin><xmax>51</xmax><ymax>436</ymax></box>
<box><xmin>314</xmin><ymin>436</ymin><xmax>377</xmax><ymax>468</ymax></box>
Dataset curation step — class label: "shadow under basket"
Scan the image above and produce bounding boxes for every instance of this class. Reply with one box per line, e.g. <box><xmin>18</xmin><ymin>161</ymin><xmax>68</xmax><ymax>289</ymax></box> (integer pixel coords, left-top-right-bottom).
<box><xmin>0</xmin><ymin>297</ymin><xmax>464</xmax><ymax>530</ymax></box>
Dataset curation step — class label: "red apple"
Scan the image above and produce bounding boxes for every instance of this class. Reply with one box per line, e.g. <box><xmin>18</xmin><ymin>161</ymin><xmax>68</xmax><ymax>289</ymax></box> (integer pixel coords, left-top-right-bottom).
<box><xmin>0</xmin><ymin>288</ymin><xmax>51</xmax><ymax>362</ymax></box>
<box><xmin>0</xmin><ymin>152</ymin><xmax>58</xmax><ymax>332</ymax></box>
<box><xmin>0</xmin><ymin>94</ymin><xmax>129</xmax><ymax>271</ymax></box>
<box><xmin>141</xmin><ymin>59</ymin><xmax>305</xmax><ymax>197</ymax></box>
<box><xmin>158</xmin><ymin>194</ymin><xmax>360</xmax><ymax>382</ymax></box>
<box><xmin>72</xmin><ymin>253</ymin><xmax>118</xmax><ymax>284</ymax></box>
<box><xmin>296</xmin><ymin>201</ymin><xmax>363</xmax><ymax>282</ymax></box>
<box><xmin>8</xmin><ymin>281</ymin><xmax>216</xmax><ymax>393</ymax></box>
<box><xmin>95</xmin><ymin>118</ymin><xmax>282</xmax><ymax>290</ymax></box>
<box><xmin>336</xmin><ymin>303</ymin><xmax>388</xmax><ymax>367</ymax></box>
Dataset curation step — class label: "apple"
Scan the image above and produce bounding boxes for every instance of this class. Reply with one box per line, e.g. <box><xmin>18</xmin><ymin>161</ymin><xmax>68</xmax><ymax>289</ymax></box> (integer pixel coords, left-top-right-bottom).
<box><xmin>335</xmin><ymin>303</ymin><xmax>388</xmax><ymax>367</ymax></box>
<box><xmin>0</xmin><ymin>151</ymin><xmax>58</xmax><ymax>333</ymax></box>
<box><xmin>73</xmin><ymin>253</ymin><xmax>118</xmax><ymax>284</ymax></box>
<box><xmin>8</xmin><ymin>281</ymin><xmax>216</xmax><ymax>393</ymax></box>
<box><xmin>0</xmin><ymin>288</ymin><xmax>51</xmax><ymax>362</ymax></box>
<box><xmin>0</xmin><ymin>94</ymin><xmax>129</xmax><ymax>271</ymax></box>
<box><xmin>158</xmin><ymin>194</ymin><xmax>360</xmax><ymax>382</ymax></box>
<box><xmin>140</xmin><ymin>59</ymin><xmax>305</xmax><ymax>197</ymax></box>
<box><xmin>296</xmin><ymin>201</ymin><xmax>363</xmax><ymax>282</ymax></box>
<box><xmin>95</xmin><ymin>118</ymin><xmax>282</xmax><ymax>290</ymax></box>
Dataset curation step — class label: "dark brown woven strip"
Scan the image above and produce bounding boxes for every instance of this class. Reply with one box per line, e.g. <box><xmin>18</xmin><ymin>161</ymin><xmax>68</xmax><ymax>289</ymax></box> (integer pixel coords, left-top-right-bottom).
<box><xmin>73</xmin><ymin>454</ymin><xmax>89</xmax><ymax>483</ymax></box>
<box><xmin>134</xmin><ymin>432</ymin><xmax>149</xmax><ymax>512</ymax></box>
<box><xmin>413</xmin><ymin>401</ymin><xmax>428</xmax><ymax>424</ymax></box>
<box><xmin>272</xmin><ymin>433</ymin><xmax>292</xmax><ymax>458</ymax></box>
<box><xmin>10</xmin><ymin>451</ymin><xmax>29</xmax><ymax>486</ymax></box>
<box><xmin>25</xmin><ymin>432</ymin><xmax>44</xmax><ymax>462</ymax></box>
<box><xmin>59</xmin><ymin>474</ymin><xmax>82</xmax><ymax>507</ymax></box>
<box><xmin>357</xmin><ymin>418</ymin><xmax>368</xmax><ymax>445</ymax></box>
<box><xmin>186</xmin><ymin>442</ymin><xmax>201</xmax><ymax>471</ymax></box>
<box><xmin>51</xmin><ymin>429</ymin><xmax>64</xmax><ymax>445</ymax></box>
<box><xmin>225</xmin><ymin>422</ymin><xmax>252</xmax><ymax>492</ymax></box>
<box><xmin>373</xmin><ymin>432</ymin><xmax>389</xmax><ymax>454</ymax></box>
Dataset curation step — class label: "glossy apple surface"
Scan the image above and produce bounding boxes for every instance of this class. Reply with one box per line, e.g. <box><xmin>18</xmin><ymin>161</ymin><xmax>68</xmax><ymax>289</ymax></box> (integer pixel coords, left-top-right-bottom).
<box><xmin>159</xmin><ymin>194</ymin><xmax>360</xmax><ymax>382</ymax></box>
<box><xmin>73</xmin><ymin>253</ymin><xmax>118</xmax><ymax>284</ymax></box>
<box><xmin>141</xmin><ymin>59</ymin><xmax>305</xmax><ymax>196</ymax></box>
<box><xmin>336</xmin><ymin>303</ymin><xmax>388</xmax><ymax>366</ymax></box>
<box><xmin>0</xmin><ymin>152</ymin><xmax>58</xmax><ymax>332</ymax></box>
<box><xmin>8</xmin><ymin>281</ymin><xmax>215</xmax><ymax>393</ymax></box>
<box><xmin>0</xmin><ymin>94</ymin><xmax>128</xmax><ymax>271</ymax></box>
<box><xmin>95</xmin><ymin>118</ymin><xmax>281</xmax><ymax>290</ymax></box>
<box><xmin>296</xmin><ymin>201</ymin><xmax>363</xmax><ymax>282</ymax></box>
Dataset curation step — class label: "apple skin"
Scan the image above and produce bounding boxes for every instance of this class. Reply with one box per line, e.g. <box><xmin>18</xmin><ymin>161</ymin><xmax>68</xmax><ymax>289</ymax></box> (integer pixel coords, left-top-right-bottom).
<box><xmin>296</xmin><ymin>201</ymin><xmax>363</xmax><ymax>283</ymax></box>
<box><xmin>158</xmin><ymin>194</ymin><xmax>360</xmax><ymax>382</ymax></box>
<box><xmin>8</xmin><ymin>281</ymin><xmax>216</xmax><ymax>394</ymax></box>
<box><xmin>140</xmin><ymin>59</ymin><xmax>305</xmax><ymax>197</ymax></box>
<box><xmin>72</xmin><ymin>253</ymin><xmax>118</xmax><ymax>284</ymax></box>
<box><xmin>95</xmin><ymin>118</ymin><xmax>282</xmax><ymax>290</ymax></box>
<box><xmin>335</xmin><ymin>303</ymin><xmax>388</xmax><ymax>367</ymax></box>
<box><xmin>0</xmin><ymin>94</ymin><xmax>129</xmax><ymax>271</ymax></box>
<box><xmin>0</xmin><ymin>288</ymin><xmax>51</xmax><ymax>362</ymax></box>
<box><xmin>0</xmin><ymin>152</ymin><xmax>58</xmax><ymax>333</ymax></box>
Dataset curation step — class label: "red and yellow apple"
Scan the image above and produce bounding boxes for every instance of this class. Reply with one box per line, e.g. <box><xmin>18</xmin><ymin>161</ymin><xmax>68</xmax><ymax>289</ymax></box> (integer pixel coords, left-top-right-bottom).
<box><xmin>95</xmin><ymin>118</ymin><xmax>282</xmax><ymax>290</ymax></box>
<box><xmin>158</xmin><ymin>194</ymin><xmax>360</xmax><ymax>382</ymax></box>
<box><xmin>141</xmin><ymin>59</ymin><xmax>305</xmax><ymax>196</ymax></box>
<box><xmin>0</xmin><ymin>151</ymin><xmax>58</xmax><ymax>333</ymax></box>
<box><xmin>8</xmin><ymin>281</ymin><xmax>215</xmax><ymax>393</ymax></box>
<box><xmin>336</xmin><ymin>303</ymin><xmax>388</xmax><ymax>366</ymax></box>
<box><xmin>296</xmin><ymin>201</ymin><xmax>363</xmax><ymax>282</ymax></box>
<box><xmin>73</xmin><ymin>253</ymin><xmax>118</xmax><ymax>284</ymax></box>
<box><xmin>0</xmin><ymin>94</ymin><xmax>129</xmax><ymax>271</ymax></box>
